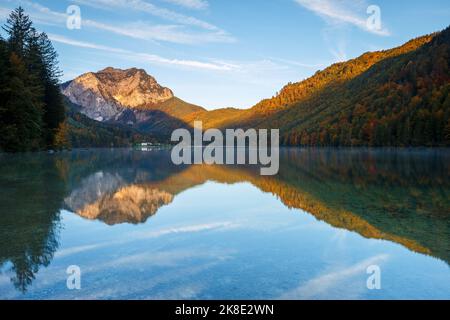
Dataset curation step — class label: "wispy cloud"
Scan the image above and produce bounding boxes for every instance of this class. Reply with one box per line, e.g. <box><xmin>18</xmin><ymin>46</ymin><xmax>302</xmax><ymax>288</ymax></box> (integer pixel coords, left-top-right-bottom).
<box><xmin>83</xmin><ymin>20</ymin><xmax>234</xmax><ymax>44</ymax></box>
<box><xmin>48</xmin><ymin>34</ymin><xmax>298</xmax><ymax>77</ymax></box>
<box><xmin>55</xmin><ymin>243</ymin><xmax>108</xmax><ymax>258</ymax></box>
<box><xmin>48</xmin><ymin>34</ymin><xmax>236</xmax><ymax>71</ymax></box>
<box><xmin>2</xmin><ymin>0</ymin><xmax>234</xmax><ymax>44</ymax></box>
<box><xmin>52</xmin><ymin>221</ymin><xmax>237</xmax><ymax>259</ymax></box>
<box><xmin>270</xmin><ymin>57</ymin><xmax>327</xmax><ymax>69</ymax></box>
<box><xmin>279</xmin><ymin>254</ymin><xmax>389</xmax><ymax>299</ymax></box>
<box><xmin>294</xmin><ymin>0</ymin><xmax>390</xmax><ymax>36</ymax></box>
<box><xmin>161</xmin><ymin>0</ymin><xmax>209</xmax><ymax>10</ymax></box>
<box><xmin>130</xmin><ymin>222</ymin><xmax>237</xmax><ymax>239</ymax></box>
<box><xmin>48</xmin><ymin>33</ymin><xmax>125</xmax><ymax>52</ymax></box>
<box><xmin>73</xmin><ymin>0</ymin><xmax>221</xmax><ymax>31</ymax></box>
<box><xmin>0</xmin><ymin>1</ymin><xmax>61</xmax><ymax>26</ymax></box>
<box><xmin>0</xmin><ymin>7</ymin><xmax>10</xmax><ymax>20</ymax></box>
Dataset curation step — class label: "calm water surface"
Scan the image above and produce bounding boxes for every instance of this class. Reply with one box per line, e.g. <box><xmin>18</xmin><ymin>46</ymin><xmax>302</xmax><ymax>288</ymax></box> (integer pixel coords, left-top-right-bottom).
<box><xmin>0</xmin><ymin>148</ymin><xmax>449</xmax><ymax>299</ymax></box>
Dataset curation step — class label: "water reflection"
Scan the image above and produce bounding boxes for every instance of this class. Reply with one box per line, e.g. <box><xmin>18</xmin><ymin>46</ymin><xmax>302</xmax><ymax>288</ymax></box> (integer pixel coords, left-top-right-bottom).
<box><xmin>0</xmin><ymin>153</ymin><xmax>64</xmax><ymax>292</ymax></box>
<box><xmin>0</xmin><ymin>148</ymin><xmax>449</xmax><ymax>295</ymax></box>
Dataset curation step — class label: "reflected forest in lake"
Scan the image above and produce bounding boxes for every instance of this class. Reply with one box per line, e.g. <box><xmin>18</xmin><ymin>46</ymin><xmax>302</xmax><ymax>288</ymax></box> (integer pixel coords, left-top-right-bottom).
<box><xmin>0</xmin><ymin>148</ymin><xmax>449</xmax><ymax>293</ymax></box>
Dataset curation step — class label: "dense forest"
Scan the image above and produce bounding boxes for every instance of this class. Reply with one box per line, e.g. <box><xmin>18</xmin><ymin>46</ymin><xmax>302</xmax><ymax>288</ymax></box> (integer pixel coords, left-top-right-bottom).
<box><xmin>253</xmin><ymin>27</ymin><xmax>450</xmax><ymax>147</ymax></box>
<box><xmin>188</xmin><ymin>27</ymin><xmax>450</xmax><ymax>147</ymax></box>
<box><xmin>0</xmin><ymin>7</ymin><xmax>67</xmax><ymax>152</ymax></box>
<box><xmin>65</xmin><ymin>98</ymin><xmax>161</xmax><ymax>148</ymax></box>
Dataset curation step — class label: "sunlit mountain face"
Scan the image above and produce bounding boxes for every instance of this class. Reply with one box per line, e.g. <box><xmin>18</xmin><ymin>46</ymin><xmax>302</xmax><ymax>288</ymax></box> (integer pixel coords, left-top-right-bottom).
<box><xmin>0</xmin><ymin>148</ymin><xmax>449</xmax><ymax>299</ymax></box>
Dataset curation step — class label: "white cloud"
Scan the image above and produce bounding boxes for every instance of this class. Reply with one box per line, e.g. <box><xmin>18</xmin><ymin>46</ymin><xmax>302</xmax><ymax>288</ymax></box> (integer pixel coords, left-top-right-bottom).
<box><xmin>269</xmin><ymin>57</ymin><xmax>327</xmax><ymax>69</ymax></box>
<box><xmin>48</xmin><ymin>221</ymin><xmax>236</xmax><ymax>263</ymax></box>
<box><xmin>48</xmin><ymin>34</ymin><xmax>125</xmax><ymax>52</ymax></box>
<box><xmin>2</xmin><ymin>1</ymin><xmax>234</xmax><ymax>44</ymax></box>
<box><xmin>73</xmin><ymin>0</ymin><xmax>220</xmax><ymax>31</ymax></box>
<box><xmin>48</xmin><ymin>33</ymin><xmax>236</xmax><ymax>71</ymax></box>
<box><xmin>55</xmin><ymin>243</ymin><xmax>108</xmax><ymax>258</ymax></box>
<box><xmin>48</xmin><ymin>33</ymin><xmax>300</xmax><ymax>86</ymax></box>
<box><xmin>279</xmin><ymin>254</ymin><xmax>389</xmax><ymax>299</ymax></box>
<box><xmin>0</xmin><ymin>7</ymin><xmax>10</xmax><ymax>20</ymax></box>
<box><xmin>294</xmin><ymin>0</ymin><xmax>390</xmax><ymax>36</ymax></box>
<box><xmin>130</xmin><ymin>221</ymin><xmax>237</xmax><ymax>239</ymax></box>
<box><xmin>0</xmin><ymin>1</ymin><xmax>63</xmax><ymax>27</ymax></box>
<box><xmin>161</xmin><ymin>0</ymin><xmax>209</xmax><ymax>10</ymax></box>
<box><xmin>84</xmin><ymin>20</ymin><xmax>234</xmax><ymax>44</ymax></box>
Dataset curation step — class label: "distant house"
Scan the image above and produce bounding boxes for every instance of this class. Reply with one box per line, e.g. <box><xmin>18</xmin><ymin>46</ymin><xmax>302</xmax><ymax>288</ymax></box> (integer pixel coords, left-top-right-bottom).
<box><xmin>134</xmin><ymin>142</ymin><xmax>162</xmax><ymax>151</ymax></box>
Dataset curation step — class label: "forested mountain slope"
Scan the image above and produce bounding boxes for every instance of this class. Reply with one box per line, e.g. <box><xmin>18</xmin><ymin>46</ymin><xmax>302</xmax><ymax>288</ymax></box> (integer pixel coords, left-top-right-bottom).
<box><xmin>189</xmin><ymin>27</ymin><xmax>450</xmax><ymax>147</ymax></box>
<box><xmin>263</xmin><ymin>26</ymin><xmax>450</xmax><ymax>147</ymax></box>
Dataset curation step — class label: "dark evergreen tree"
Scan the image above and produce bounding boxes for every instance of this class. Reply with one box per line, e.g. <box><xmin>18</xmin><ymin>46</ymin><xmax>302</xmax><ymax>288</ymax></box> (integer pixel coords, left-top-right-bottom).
<box><xmin>2</xmin><ymin>7</ymin><xmax>32</xmax><ymax>56</ymax></box>
<box><xmin>1</xmin><ymin>53</ymin><xmax>43</xmax><ymax>151</ymax></box>
<box><xmin>0</xmin><ymin>37</ymin><xmax>9</xmax><ymax>148</ymax></box>
<box><xmin>0</xmin><ymin>7</ymin><xmax>66</xmax><ymax>151</ymax></box>
<box><xmin>25</xmin><ymin>31</ymin><xmax>65</xmax><ymax>146</ymax></box>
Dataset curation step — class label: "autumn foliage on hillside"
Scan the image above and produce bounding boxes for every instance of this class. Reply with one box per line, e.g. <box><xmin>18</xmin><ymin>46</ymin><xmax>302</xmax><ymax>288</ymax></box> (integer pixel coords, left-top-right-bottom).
<box><xmin>191</xmin><ymin>27</ymin><xmax>450</xmax><ymax>147</ymax></box>
<box><xmin>253</xmin><ymin>35</ymin><xmax>436</xmax><ymax>114</ymax></box>
<box><xmin>255</xmin><ymin>28</ymin><xmax>450</xmax><ymax>147</ymax></box>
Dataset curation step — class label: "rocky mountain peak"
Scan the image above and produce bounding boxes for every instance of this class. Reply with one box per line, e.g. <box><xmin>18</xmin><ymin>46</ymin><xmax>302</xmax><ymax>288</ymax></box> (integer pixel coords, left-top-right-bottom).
<box><xmin>62</xmin><ymin>67</ymin><xmax>175</xmax><ymax>122</ymax></box>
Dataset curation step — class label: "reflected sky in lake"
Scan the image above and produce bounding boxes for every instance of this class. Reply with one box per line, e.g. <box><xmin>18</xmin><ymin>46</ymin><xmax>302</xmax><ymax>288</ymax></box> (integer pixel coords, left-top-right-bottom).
<box><xmin>0</xmin><ymin>148</ymin><xmax>449</xmax><ymax>299</ymax></box>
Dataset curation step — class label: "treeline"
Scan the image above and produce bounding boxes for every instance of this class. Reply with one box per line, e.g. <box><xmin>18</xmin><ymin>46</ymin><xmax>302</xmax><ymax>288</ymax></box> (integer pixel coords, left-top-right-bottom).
<box><xmin>65</xmin><ymin>99</ymin><xmax>161</xmax><ymax>148</ymax></box>
<box><xmin>0</xmin><ymin>7</ymin><xmax>67</xmax><ymax>152</ymax></box>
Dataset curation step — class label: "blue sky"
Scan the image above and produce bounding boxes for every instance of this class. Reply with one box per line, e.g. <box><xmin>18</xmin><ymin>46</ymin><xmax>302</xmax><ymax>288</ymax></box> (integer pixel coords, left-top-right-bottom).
<box><xmin>0</xmin><ymin>0</ymin><xmax>449</xmax><ymax>109</ymax></box>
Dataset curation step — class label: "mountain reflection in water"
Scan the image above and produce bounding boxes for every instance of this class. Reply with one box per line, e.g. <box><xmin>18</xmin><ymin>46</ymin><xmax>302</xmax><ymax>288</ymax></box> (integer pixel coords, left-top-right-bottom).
<box><xmin>0</xmin><ymin>148</ymin><xmax>449</xmax><ymax>296</ymax></box>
